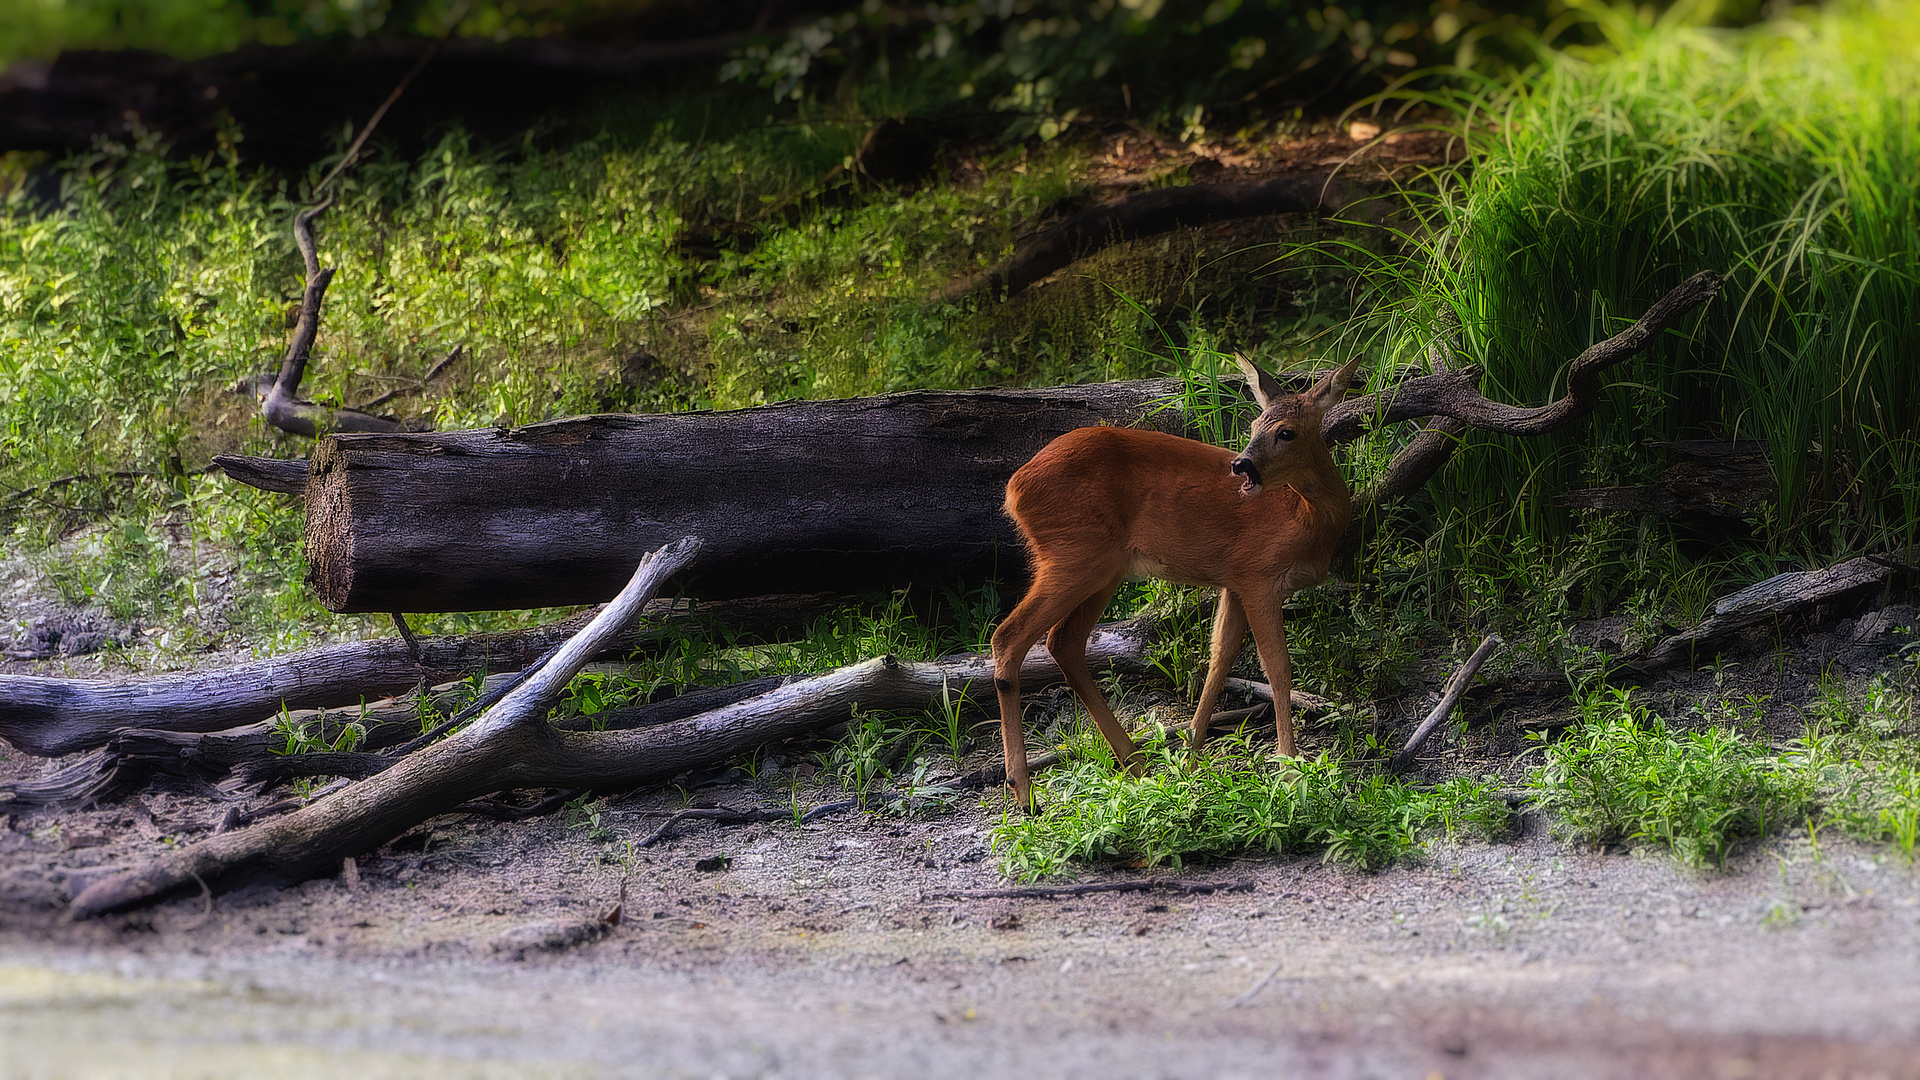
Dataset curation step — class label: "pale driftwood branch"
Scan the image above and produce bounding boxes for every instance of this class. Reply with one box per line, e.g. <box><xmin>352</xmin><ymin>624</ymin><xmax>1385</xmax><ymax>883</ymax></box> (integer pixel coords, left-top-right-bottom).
<box><xmin>65</xmin><ymin>610</ymin><xmax>1160</xmax><ymax>917</ymax></box>
<box><xmin>1325</xmin><ymin>271</ymin><xmax>1724</xmax><ymax>445</ymax></box>
<box><xmin>67</xmin><ymin>539</ymin><xmax>700</xmax><ymax>919</ymax></box>
<box><xmin>465</xmin><ymin>538</ymin><xmax>702</xmax><ymax>739</ymax></box>
<box><xmin>0</xmin><ymin>591</ymin><xmax>840</xmax><ymax>758</ymax></box>
<box><xmin>1388</xmin><ymin>633</ymin><xmax>1502</xmax><ymax>773</ymax></box>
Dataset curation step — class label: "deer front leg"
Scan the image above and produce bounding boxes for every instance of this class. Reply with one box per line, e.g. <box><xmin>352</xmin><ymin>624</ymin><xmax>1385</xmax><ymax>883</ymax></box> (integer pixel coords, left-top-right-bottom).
<box><xmin>1239</xmin><ymin>591</ymin><xmax>1297</xmax><ymax>757</ymax></box>
<box><xmin>1188</xmin><ymin>588</ymin><xmax>1250</xmax><ymax>753</ymax></box>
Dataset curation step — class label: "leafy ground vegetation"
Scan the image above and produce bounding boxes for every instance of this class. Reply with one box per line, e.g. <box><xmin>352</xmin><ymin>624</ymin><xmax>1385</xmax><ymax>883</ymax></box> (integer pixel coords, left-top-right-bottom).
<box><xmin>1</xmin><ymin>0</ymin><xmax>1918</xmax><ymax>882</ymax></box>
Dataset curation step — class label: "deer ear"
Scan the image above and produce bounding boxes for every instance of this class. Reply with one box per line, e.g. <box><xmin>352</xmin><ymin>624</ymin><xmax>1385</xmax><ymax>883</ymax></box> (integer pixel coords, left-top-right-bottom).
<box><xmin>1305</xmin><ymin>357</ymin><xmax>1362</xmax><ymax>413</ymax></box>
<box><xmin>1233</xmin><ymin>354</ymin><xmax>1288</xmax><ymax>411</ymax></box>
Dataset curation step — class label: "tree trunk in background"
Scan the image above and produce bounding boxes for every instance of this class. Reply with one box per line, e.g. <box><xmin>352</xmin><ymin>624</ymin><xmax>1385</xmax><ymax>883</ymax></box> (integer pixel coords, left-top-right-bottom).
<box><xmin>292</xmin><ymin>381</ymin><xmax>1198</xmax><ymax>613</ymax></box>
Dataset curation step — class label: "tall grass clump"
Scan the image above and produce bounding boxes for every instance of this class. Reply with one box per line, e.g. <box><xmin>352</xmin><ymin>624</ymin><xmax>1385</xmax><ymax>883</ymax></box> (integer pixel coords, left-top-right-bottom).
<box><xmin>1527</xmin><ymin>686</ymin><xmax>1820</xmax><ymax>866</ymax></box>
<box><xmin>992</xmin><ymin>736</ymin><xmax>1508</xmax><ymax>879</ymax></box>
<box><xmin>1349</xmin><ymin>0</ymin><xmax>1920</xmax><ymax>568</ymax></box>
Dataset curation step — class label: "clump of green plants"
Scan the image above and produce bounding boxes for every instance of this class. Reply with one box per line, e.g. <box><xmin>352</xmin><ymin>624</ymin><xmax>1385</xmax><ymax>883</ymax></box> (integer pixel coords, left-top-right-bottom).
<box><xmin>1527</xmin><ymin>687</ymin><xmax>1821</xmax><ymax>867</ymax></box>
<box><xmin>992</xmin><ymin>729</ymin><xmax>1507</xmax><ymax>880</ymax></box>
<box><xmin>1335</xmin><ymin>0</ymin><xmax>1920</xmax><ymax>561</ymax></box>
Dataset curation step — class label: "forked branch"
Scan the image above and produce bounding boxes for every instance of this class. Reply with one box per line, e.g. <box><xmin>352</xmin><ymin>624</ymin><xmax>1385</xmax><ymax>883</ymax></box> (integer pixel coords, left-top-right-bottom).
<box><xmin>1333</xmin><ymin>271</ymin><xmax>1723</xmax><ymax>538</ymax></box>
<box><xmin>67</xmin><ymin>537</ymin><xmax>703</xmax><ymax>919</ymax></box>
<box><xmin>1325</xmin><ymin>271</ymin><xmax>1725</xmax><ymax>445</ymax></box>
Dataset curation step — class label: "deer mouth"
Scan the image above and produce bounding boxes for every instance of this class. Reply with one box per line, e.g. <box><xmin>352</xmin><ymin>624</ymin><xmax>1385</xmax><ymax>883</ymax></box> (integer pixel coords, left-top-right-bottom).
<box><xmin>1231</xmin><ymin>457</ymin><xmax>1262</xmax><ymax>494</ymax></box>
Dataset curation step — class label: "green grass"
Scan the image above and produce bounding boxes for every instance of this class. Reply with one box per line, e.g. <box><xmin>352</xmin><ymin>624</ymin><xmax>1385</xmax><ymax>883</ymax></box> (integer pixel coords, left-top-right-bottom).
<box><xmin>1528</xmin><ymin>677</ymin><xmax>1920</xmax><ymax>868</ymax></box>
<box><xmin>1527</xmin><ymin>687</ymin><xmax>1819</xmax><ymax>867</ymax></box>
<box><xmin>992</xmin><ymin>730</ymin><xmax>1509</xmax><ymax>879</ymax></box>
<box><xmin>1325</xmin><ymin>0</ymin><xmax>1920</xmax><ymax>580</ymax></box>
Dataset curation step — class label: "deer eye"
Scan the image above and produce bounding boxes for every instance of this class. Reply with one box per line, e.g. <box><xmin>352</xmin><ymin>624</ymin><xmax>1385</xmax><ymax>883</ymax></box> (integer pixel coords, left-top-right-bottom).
<box><xmin>1275</xmin><ymin>429</ymin><xmax>1295</xmax><ymax>443</ymax></box>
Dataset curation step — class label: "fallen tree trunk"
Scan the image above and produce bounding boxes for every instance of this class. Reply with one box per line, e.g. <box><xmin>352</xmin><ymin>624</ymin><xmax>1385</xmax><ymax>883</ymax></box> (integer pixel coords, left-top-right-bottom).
<box><xmin>288</xmin><ymin>380</ymin><xmax>1195</xmax><ymax>613</ymax></box>
<box><xmin>0</xmin><ymin>591</ymin><xmax>838</xmax><ymax>757</ymax></box>
<box><xmin>265</xmin><ymin>272</ymin><xmax>1722</xmax><ymax>617</ymax></box>
<box><xmin>1629</xmin><ymin>554</ymin><xmax>1899</xmax><ymax>672</ymax></box>
<box><xmin>67</xmin><ymin>553</ymin><xmax>1160</xmax><ymax>917</ymax></box>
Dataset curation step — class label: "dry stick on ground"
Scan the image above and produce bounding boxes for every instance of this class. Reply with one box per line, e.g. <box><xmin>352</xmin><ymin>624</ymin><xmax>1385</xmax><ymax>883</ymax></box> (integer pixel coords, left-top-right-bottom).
<box><xmin>1387</xmin><ymin>633</ymin><xmax>1503</xmax><ymax>774</ymax></box>
<box><xmin>632</xmin><ymin>801</ymin><xmax>859</xmax><ymax>849</ymax></box>
<box><xmin>66</xmin><ymin>580</ymin><xmax>1161</xmax><ymax>917</ymax></box>
<box><xmin>923</xmin><ymin>879</ymin><xmax>1255</xmax><ymax>901</ymax></box>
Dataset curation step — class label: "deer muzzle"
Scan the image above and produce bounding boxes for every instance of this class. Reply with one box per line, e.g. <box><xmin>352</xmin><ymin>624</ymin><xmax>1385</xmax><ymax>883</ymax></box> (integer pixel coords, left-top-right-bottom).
<box><xmin>1230</xmin><ymin>455</ymin><xmax>1262</xmax><ymax>494</ymax></box>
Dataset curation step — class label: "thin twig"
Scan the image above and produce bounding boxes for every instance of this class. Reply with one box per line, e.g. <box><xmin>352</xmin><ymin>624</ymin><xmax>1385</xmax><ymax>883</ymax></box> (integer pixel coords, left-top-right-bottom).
<box><xmin>313</xmin><ymin>42</ymin><xmax>442</xmax><ymax>196</ymax></box>
<box><xmin>1388</xmin><ymin>633</ymin><xmax>1503</xmax><ymax>773</ymax></box>
<box><xmin>1222</xmin><ymin>960</ymin><xmax>1285</xmax><ymax>1010</ymax></box>
<box><xmin>450</xmin><ymin>788</ymin><xmax>582</xmax><ymax>821</ymax></box>
<box><xmin>171</xmin><ymin>871</ymin><xmax>214</xmax><ymax>931</ymax></box>
<box><xmin>355</xmin><ymin>345</ymin><xmax>463</xmax><ymax>411</ymax></box>
<box><xmin>922</xmin><ymin>879</ymin><xmax>1254</xmax><ymax>901</ymax></box>
<box><xmin>390</xmin><ymin>612</ymin><xmax>422</xmax><ymax>664</ymax></box>
<box><xmin>633</xmin><ymin>800</ymin><xmax>859</xmax><ymax>848</ymax></box>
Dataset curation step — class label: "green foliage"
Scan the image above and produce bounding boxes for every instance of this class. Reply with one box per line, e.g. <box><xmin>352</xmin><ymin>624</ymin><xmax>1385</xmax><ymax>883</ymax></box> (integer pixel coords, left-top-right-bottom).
<box><xmin>1336</xmin><ymin>0</ymin><xmax>1920</xmax><ymax>564</ymax></box>
<box><xmin>1527</xmin><ymin>687</ymin><xmax>1820</xmax><ymax>867</ymax></box>
<box><xmin>721</xmin><ymin>0</ymin><xmax>1666</xmax><ymax>144</ymax></box>
<box><xmin>992</xmin><ymin>732</ymin><xmax>1507</xmax><ymax>879</ymax></box>
<box><xmin>269</xmin><ymin>703</ymin><xmax>367</xmax><ymax>755</ymax></box>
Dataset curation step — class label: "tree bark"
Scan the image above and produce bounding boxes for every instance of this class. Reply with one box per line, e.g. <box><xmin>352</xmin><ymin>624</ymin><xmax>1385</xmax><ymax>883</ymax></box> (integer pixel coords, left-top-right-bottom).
<box><xmin>0</xmin><ymin>591</ymin><xmax>839</xmax><ymax>758</ymax></box>
<box><xmin>292</xmin><ymin>380</ymin><xmax>1196</xmax><ymax>613</ymax></box>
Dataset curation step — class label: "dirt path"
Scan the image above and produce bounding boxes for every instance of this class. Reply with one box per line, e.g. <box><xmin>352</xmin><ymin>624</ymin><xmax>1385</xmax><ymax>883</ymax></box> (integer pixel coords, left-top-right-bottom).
<box><xmin>6</xmin><ymin>790</ymin><xmax>1920</xmax><ymax>1078</ymax></box>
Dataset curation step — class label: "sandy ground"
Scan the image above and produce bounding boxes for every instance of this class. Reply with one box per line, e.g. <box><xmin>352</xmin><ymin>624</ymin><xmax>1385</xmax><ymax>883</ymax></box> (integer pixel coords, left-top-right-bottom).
<box><xmin>5</xmin><ymin>781</ymin><xmax>1920</xmax><ymax>1079</ymax></box>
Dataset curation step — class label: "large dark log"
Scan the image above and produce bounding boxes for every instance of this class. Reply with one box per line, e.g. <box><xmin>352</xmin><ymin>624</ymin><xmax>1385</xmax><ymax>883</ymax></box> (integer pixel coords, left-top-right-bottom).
<box><xmin>1558</xmin><ymin>439</ymin><xmax>1773</xmax><ymax>519</ymax></box>
<box><xmin>296</xmin><ymin>380</ymin><xmax>1196</xmax><ymax>614</ymax></box>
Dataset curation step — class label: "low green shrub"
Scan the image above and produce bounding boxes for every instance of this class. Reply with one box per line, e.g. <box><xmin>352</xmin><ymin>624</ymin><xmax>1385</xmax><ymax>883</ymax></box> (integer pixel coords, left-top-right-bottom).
<box><xmin>992</xmin><ymin>735</ymin><xmax>1507</xmax><ymax>880</ymax></box>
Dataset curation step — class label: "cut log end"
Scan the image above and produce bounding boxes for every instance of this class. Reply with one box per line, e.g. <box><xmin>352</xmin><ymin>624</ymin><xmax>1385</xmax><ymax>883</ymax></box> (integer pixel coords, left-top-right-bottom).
<box><xmin>303</xmin><ymin>439</ymin><xmax>356</xmax><ymax>612</ymax></box>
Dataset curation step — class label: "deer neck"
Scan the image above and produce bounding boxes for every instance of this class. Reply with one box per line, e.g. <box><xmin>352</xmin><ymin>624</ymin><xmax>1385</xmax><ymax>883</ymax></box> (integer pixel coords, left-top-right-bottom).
<box><xmin>1264</xmin><ymin>441</ymin><xmax>1348</xmax><ymax>518</ymax></box>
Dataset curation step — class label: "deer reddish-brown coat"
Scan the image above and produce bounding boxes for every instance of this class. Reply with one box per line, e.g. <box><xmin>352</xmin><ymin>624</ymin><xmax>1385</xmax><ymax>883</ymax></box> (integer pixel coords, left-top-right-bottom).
<box><xmin>991</xmin><ymin>357</ymin><xmax>1360</xmax><ymax>808</ymax></box>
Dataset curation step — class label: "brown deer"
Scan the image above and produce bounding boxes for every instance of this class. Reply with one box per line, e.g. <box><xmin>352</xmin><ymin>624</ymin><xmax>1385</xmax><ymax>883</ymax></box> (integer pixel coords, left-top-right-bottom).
<box><xmin>990</xmin><ymin>356</ymin><xmax>1361</xmax><ymax>807</ymax></box>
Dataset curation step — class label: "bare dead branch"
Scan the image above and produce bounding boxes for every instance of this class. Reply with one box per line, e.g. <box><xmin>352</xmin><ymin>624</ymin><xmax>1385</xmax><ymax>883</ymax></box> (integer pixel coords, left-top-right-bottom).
<box><xmin>1388</xmin><ymin>633</ymin><xmax>1503</xmax><ymax>773</ymax></box>
<box><xmin>66</xmin><ymin>538</ymin><xmax>701</xmax><ymax>919</ymax></box>
<box><xmin>1325</xmin><ymin>271</ymin><xmax>1725</xmax><ymax>445</ymax></box>
<box><xmin>954</xmin><ymin>174</ymin><xmax>1359</xmax><ymax>301</ymax></box>
<box><xmin>0</xmin><ymin>591</ymin><xmax>840</xmax><ymax>759</ymax></box>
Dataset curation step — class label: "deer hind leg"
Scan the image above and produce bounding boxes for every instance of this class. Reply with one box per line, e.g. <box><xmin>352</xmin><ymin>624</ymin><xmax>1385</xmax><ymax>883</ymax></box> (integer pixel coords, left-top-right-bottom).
<box><xmin>1188</xmin><ymin>588</ymin><xmax>1250</xmax><ymax>753</ymax></box>
<box><xmin>991</xmin><ymin>571</ymin><xmax>1111</xmax><ymax>808</ymax></box>
<box><xmin>1239</xmin><ymin>591</ymin><xmax>1297</xmax><ymax>756</ymax></box>
<box><xmin>1045</xmin><ymin>574</ymin><xmax>1136</xmax><ymax>772</ymax></box>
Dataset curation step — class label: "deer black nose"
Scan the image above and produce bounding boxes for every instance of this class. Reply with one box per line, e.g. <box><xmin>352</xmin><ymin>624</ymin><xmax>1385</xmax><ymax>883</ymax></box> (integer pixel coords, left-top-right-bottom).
<box><xmin>1231</xmin><ymin>456</ymin><xmax>1261</xmax><ymax>486</ymax></box>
